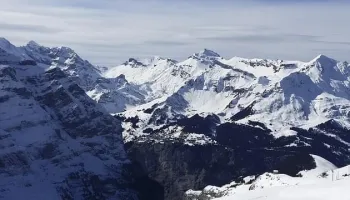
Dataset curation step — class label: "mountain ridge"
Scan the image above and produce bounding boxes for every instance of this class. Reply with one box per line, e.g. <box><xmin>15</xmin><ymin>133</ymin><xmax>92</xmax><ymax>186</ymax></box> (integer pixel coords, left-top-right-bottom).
<box><xmin>2</xmin><ymin>37</ymin><xmax>349</xmax><ymax>148</ymax></box>
<box><xmin>1</xmin><ymin>38</ymin><xmax>350</xmax><ymax>200</ymax></box>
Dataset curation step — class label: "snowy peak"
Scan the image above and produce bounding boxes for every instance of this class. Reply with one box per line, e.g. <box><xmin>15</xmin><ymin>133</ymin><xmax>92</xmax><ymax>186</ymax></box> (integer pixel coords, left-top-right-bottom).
<box><xmin>26</xmin><ymin>40</ymin><xmax>41</xmax><ymax>49</ymax></box>
<box><xmin>310</xmin><ymin>54</ymin><xmax>337</xmax><ymax>66</ymax></box>
<box><xmin>51</xmin><ymin>46</ymin><xmax>78</xmax><ymax>61</ymax></box>
<box><xmin>195</xmin><ymin>48</ymin><xmax>221</xmax><ymax>58</ymax></box>
<box><xmin>184</xmin><ymin>49</ymin><xmax>222</xmax><ymax>66</ymax></box>
<box><xmin>122</xmin><ymin>56</ymin><xmax>176</xmax><ymax>68</ymax></box>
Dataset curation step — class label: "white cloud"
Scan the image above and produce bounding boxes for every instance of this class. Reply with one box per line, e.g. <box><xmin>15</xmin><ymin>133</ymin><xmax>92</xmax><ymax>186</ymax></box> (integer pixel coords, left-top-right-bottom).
<box><xmin>1</xmin><ymin>0</ymin><xmax>350</xmax><ymax>66</ymax></box>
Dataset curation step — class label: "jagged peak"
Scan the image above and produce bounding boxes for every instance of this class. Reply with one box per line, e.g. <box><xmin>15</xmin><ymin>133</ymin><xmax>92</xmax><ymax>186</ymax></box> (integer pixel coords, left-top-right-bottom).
<box><xmin>116</xmin><ymin>74</ymin><xmax>129</xmax><ymax>84</ymax></box>
<box><xmin>123</xmin><ymin>57</ymin><xmax>146</xmax><ymax>67</ymax></box>
<box><xmin>309</xmin><ymin>54</ymin><xmax>337</xmax><ymax>65</ymax></box>
<box><xmin>144</xmin><ymin>56</ymin><xmax>177</xmax><ymax>65</ymax></box>
<box><xmin>51</xmin><ymin>46</ymin><xmax>78</xmax><ymax>59</ymax></box>
<box><xmin>123</xmin><ymin>56</ymin><xmax>173</xmax><ymax>67</ymax></box>
<box><xmin>26</xmin><ymin>40</ymin><xmax>41</xmax><ymax>48</ymax></box>
<box><xmin>117</xmin><ymin>74</ymin><xmax>126</xmax><ymax>80</ymax></box>
<box><xmin>194</xmin><ymin>48</ymin><xmax>221</xmax><ymax>58</ymax></box>
<box><xmin>0</xmin><ymin>37</ymin><xmax>15</xmax><ymax>50</ymax></box>
<box><xmin>0</xmin><ymin>37</ymin><xmax>30</xmax><ymax>61</ymax></box>
<box><xmin>128</xmin><ymin>57</ymin><xmax>141</xmax><ymax>63</ymax></box>
<box><xmin>56</xmin><ymin>46</ymin><xmax>75</xmax><ymax>52</ymax></box>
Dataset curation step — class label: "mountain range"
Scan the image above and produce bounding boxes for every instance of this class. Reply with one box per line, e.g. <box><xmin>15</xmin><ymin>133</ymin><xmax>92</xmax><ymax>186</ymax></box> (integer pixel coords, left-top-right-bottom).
<box><xmin>0</xmin><ymin>37</ymin><xmax>349</xmax><ymax>200</ymax></box>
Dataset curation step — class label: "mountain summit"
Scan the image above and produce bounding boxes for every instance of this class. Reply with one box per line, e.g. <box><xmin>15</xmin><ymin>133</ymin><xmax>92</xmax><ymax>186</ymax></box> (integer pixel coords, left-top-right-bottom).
<box><xmin>26</xmin><ymin>40</ymin><xmax>41</xmax><ymax>48</ymax></box>
<box><xmin>195</xmin><ymin>48</ymin><xmax>221</xmax><ymax>58</ymax></box>
<box><xmin>310</xmin><ymin>54</ymin><xmax>337</xmax><ymax>66</ymax></box>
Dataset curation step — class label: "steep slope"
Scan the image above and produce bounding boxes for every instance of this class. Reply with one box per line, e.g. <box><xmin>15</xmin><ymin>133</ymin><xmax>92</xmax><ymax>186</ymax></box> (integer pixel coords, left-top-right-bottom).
<box><xmin>0</xmin><ymin>38</ymin><xmax>34</xmax><ymax>65</ymax></box>
<box><xmin>20</xmin><ymin>40</ymin><xmax>146</xmax><ymax>113</ymax></box>
<box><xmin>0</xmin><ymin>63</ymin><xmax>141</xmax><ymax>199</ymax></box>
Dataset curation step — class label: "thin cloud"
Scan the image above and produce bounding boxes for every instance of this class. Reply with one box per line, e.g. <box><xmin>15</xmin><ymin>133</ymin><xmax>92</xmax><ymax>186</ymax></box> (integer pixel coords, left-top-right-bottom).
<box><xmin>1</xmin><ymin>0</ymin><xmax>350</xmax><ymax>66</ymax></box>
<box><xmin>0</xmin><ymin>23</ymin><xmax>59</xmax><ymax>33</ymax></box>
<box><xmin>197</xmin><ymin>34</ymin><xmax>320</xmax><ymax>43</ymax></box>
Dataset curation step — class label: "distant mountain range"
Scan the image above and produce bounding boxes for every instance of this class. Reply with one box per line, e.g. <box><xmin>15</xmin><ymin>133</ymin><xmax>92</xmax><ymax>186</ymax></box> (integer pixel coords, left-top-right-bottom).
<box><xmin>0</xmin><ymin>38</ymin><xmax>349</xmax><ymax>200</ymax></box>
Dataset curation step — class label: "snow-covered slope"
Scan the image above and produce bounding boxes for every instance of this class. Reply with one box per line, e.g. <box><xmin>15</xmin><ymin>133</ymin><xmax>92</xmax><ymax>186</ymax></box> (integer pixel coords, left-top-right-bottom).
<box><xmin>106</xmin><ymin>46</ymin><xmax>350</xmax><ymax>200</ymax></box>
<box><xmin>106</xmin><ymin>48</ymin><xmax>350</xmax><ymax>144</ymax></box>
<box><xmin>186</xmin><ymin>156</ymin><xmax>350</xmax><ymax>200</ymax></box>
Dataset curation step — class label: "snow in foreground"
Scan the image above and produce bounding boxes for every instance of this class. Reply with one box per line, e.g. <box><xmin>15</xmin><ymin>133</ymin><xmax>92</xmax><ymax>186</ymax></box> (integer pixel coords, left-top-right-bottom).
<box><xmin>217</xmin><ymin>177</ymin><xmax>350</xmax><ymax>200</ymax></box>
<box><xmin>187</xmin><ymin>155</ymin><xmax>350</xmax><ymax>200</ymax></box>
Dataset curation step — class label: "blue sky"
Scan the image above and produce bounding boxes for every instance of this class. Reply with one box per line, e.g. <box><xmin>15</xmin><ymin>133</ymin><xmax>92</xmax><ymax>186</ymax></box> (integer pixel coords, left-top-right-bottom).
<box><xmin>1</xmin><ymin>0</ymin><xmax>350</xmax><ymax>66</ymax></box>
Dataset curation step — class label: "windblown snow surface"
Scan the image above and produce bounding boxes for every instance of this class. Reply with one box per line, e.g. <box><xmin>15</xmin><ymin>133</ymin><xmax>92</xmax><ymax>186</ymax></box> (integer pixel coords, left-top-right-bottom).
<box><xmin>187</xmin><ymin>155</ymin><xmax>350</xmax><ymax>200</ymax></box>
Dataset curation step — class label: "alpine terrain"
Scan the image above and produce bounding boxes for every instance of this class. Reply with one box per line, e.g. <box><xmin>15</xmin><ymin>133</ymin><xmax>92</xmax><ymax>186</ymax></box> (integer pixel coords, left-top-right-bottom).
<box><xmin>0</xmin><ymin>38</ymin><xmax>349</xmax><ymax>200</ymax></box>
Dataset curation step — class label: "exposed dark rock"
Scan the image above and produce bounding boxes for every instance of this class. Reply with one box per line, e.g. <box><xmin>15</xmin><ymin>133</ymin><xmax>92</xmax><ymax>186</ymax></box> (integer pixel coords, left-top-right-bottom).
<box><xmin>125</xmin><ymin>116</ymin><xmax>140</xmax><ymax>129</ymax></box>
<box><xmin>19</xmin><ymin>60</ymin><xmax>37</xmax><ymax>66</ymax></box>
<box><xmin>126</xmin><ymin>140</ymin><xmax>316</xmax><ymax>200</ymax></box>
<box><xmin>8</xmin><ymin>87</ymin><xmax>32</xmax><ymax>99</ymax></box>
<box><xmin>38</xmin><ymin>143</ymin><xmax>58</xmax><ymax>159</ymax></box>
<box><xmin>143</xmin><ymin>128</ymin><xmax>154</xmax><ymax>133</ymax></box>
<box><xmin>0</xmin><ymin>151</ymin><xmax>29</xmax><ymax>169</ymax></box>
<box><xmin>148</xmin><ymin>106</ymin><xmax>171</xmax><ymax>126</ymax></box>
<box><xmin>231</xmin><ymin>102</ymin><xmax>255</xmax><ymax>121</ymax></box>
<box><xmin>215</xmin><ymin>122</ymin><xmax>272</xmax><ymax>148</ymax></box>
<box><xmin>124</xmin><ymin>112</ymin><xmax>350</xmax><ymax>200</ymax></box>
<box><xmin>283</xmin><ymin>127</ymin><xmax>350</xmax><ymax>166</ymax></box>
<box><xmin>248</xmin><ymin>120</ymin><xmax>270</xmax><ymax>131</ymax></box>
<box><xmin>0</xmin><ymin>95</ymin><xmax>10</xmax><ymax>103</ymax></box>
<box><xmin>129</xmin><ymin>161</ymin><xmax>164</xmax><ymax>200</ymax></box>
<box><xmin>0</xmin><ymin>67</ymin><xmax>17</xmax><ymax>81</ymax></box>
<box><xmin>144</xmin><ymin>103</ymin><xmax>159</xmax><ymax>114</ymax></box>
<box><xmin>59</xmin><ymin>170</ymin><xmax>138</xmax><ymax>200</ymax></box>
<box><xmin>177</xmin><ymin>114</ymin><xmax>220</xmax><ymax>137</ymax></box>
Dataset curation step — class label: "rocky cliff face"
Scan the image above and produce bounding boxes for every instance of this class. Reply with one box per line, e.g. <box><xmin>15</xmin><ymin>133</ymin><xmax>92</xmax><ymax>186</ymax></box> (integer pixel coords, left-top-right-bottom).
<box><xmin>124</xmin><ymin>115</ymin><xmax>350</xmax><ymax>200</ymax></box>
<box><xmin>126</xmin><ymin>140</ymin><xmax>316</xmax><ymax>200</ymax></box>
<box><xmin>20</xmin><ymin>40</ymin><xmax>146</xmax><ymax>113</ymax></box>
<box><xmin>0</xmin><ymin>64</ymin><xmax>141</xmax><ymax>199</ymax></box>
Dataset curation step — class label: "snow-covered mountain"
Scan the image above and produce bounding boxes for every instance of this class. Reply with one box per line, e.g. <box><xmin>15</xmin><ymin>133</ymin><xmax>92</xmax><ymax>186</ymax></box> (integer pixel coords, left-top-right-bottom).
<box><xmin>103</xmin><ymin>46</ymin><xmax>350</xmax><ymax>199</ymax></box>
<box><xmin>18</xmin><ymin>39</ymin><xmax>147</xmax><ymax>114</ymax></box>
<box><xmin>0</xmin><ymin>38</ymin><xmax>161</xmax><ymax>200</ymax></box>
<box><xmin>2</xmin><ymin>37</ymin><xmax>350</xmax><ymax>133</ymax></box>
<box><xmin>1</xmin><ymin>38</ymin><xmax>349</xmax><ymax>200</ymax></box>
<box><xmin>103</xmin><ymin>47</ymin><xmax>350</xmax><ymax>146</ymax></box>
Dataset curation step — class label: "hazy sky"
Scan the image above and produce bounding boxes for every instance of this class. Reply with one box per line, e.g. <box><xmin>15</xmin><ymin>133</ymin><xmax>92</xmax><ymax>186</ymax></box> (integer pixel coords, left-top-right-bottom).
<box><xmin>1</xmin><ymin>0</ymin><xmax>350</xmax><ymax>66</ymax></box>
